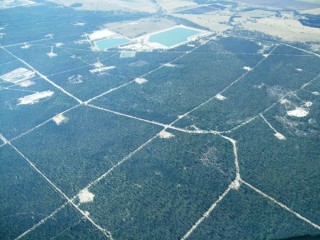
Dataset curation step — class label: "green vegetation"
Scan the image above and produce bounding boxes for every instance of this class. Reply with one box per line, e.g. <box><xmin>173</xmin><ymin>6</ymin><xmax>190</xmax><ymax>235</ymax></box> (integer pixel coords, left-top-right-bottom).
<box><xmin>1</xmin><ymin>1</ymin><xmax>320</xmax><ymax>239</ymax></box>
<box><xmin>0</xmin><ymin>49</ymin><xmax>16</xmax><ymax>65</ymax></box>
<box><xmin>81</xmin><ymin>130</ymin><xmax>235</xmax><ymax>239</ymax></box>
<box><xmin>24</xmin><ymin>205</ymin><xmax>106</xmax><ymax>240</ymax></box>
<box><xmin>0</xmin><ymin>64</ymin><xmax>77</xmax><ymax>139</ymax></box>
<box><xmin>7</xmin><ymin>46</ymin><xmax>87</xmax><ymax>76</ymax></box>
<box><xmin>16</xmin><ymin>48</ymin><xmax>182</xmax><ymax>101</ymax></box>
<box><xmin>13</xmin><ymin>106</ymin><xmax>162</xmax><ymax>197</ymax></box>
<box><xmin>189</xmin><ymin>186</ymin><xmax>318</xmax><ymax>239</ymax></box>
<box><xmin>93</xmin><ymin>38</ymin><xmax>260</xmax><ymax>124</ymax></box>
<box><xmin>229</xmin><ymin>113</ymin><xmax>320</xmax><ymax>224</ymax></box>
<box><xmin>0</xmin><ymin>3</ymin><xmax>149</xmax><ymax>46</ymax></box>
<box><xmin>216</xmin><ymin>36</ymin><xmax>264</xmax><ymax>67</ymax></box>
<box><xmin>0</xmin><ymin>145</ymin><xmax>65</xmax><ymax>240</ymax></box>
<box><xmin>174</xmin><ymin>45</ymin><xmax>320</xmax><ymax>131</ymax></box>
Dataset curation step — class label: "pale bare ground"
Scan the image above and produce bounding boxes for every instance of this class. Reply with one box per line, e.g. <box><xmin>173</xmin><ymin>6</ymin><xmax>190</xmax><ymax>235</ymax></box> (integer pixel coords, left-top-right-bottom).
<box><xmin>243</xmin><ymin>66</ymin><xmax>253</xmax><ymax>71</ymax></box>
<box><xmin>52</xmin><ymin>113</ymin><xmax>69</xmax><ymax>125</ymax></box>
<box><xmin>134</xmin><ymin>77</ymin><xmax>148</xmax><ymax>85</ymax></box>
<box><xmin>17</xmin><ymin>90</ymin><xmax>54</xmax><ymax>105</ymax></box>
<box><xmin>157</xmin><ymin>0</ymin><xmax>198</xmax><ymax>13</ymax></box>
<box><xmin>89</xmin><ymin>66</ymin><xmax>115</xmax><ymax>74</ymax></box>
<box><xmin>78</xmin><ymin>188</ymin><xmax>95</xmax><ymax>204</ymax></box>
<box><xmin>274</xmin><ymin>132</ymin><xmax>286</xmax><ymax>140</ymax></box>
<box><xmin>0</xmin><ymin>0</ymin><xmax>36</xmax><ymax>9</ymax></box>
<box><xmin>282</xmin><ymin>98</ymin><xmax>312</xmax><ymax>118</ymax></box>
<box><xmin>159</xmin><ymin>130</ymin><xmax>175</xmax><ymax>139</ymax></box>
<box><xmin>287</xmin><ymin>107</ymin><xmax>310</xmax><ymax>117</ymax></box>
<box><xmin>47</xmin><ymin>50</ymin><xmax>57</xmax><ymax>58</ymax></box>
<box><xmin>0</xmin><ymin>67</ymin><xmax>35</xmax><ymax>84</ymax></box>
<box><xmin>310</xmin><ymin>43</ymin><xmax>320</xmax><ymax>52</ymax></box>
<box><xmin>105</xmin><ymin>17</ymin><xmax>178</xmax><ymax>38</ymax></box>
<box><xmin>215</xmin><ymin>93</ymin><xmax>227</xmax><ymax>101</ymax></box>
<box><xmin>239</xmin><ymin>9</ymin><xmax>276</xmax><ymax>18</ymax></box>
<box><xmin>235</xmin><ymin>15</ymin><xmax>320</xmax><ymax>42</ymax></box>
<box><xmin>87</xmin><ymin>29</ymin><xmax>115</xmax><ymax>41</ymax></box>
<box><xmin>16</xmin><ymin>80</ymin><xmax>35</xmax><ymax>87</ymax></box>
<box><xmin>173</xmin><ymin>13</ymin><xmax>232</xmax><ymax>33</ymax></box>
<box><xmin>47</xmin><ymin>0</ymin><xmax>157</xmax><ymax>13</ymax></box>
<box><xmin>163</xmin><ymin>63</ymin><xmax>176</xmax><ymax>68</ymax></box>
<box><xmin>230</xmin><ymin>178</ymin><xmax>241</xmax><ymax>190</ymax></box>
<box><xmin>119</xmin><ymin>51</ymin><xmax>136</xmax><ymax>58</ymax></box>
<box><xmin>298</xmin><ymin>0</ymin><xmax>320</xmax><ymax>5</ymax></box>
<box><xmin>0</xmin><ymin>134</ymin><xmax>8</xmax><ymax>144</ymax></box>
<box><xmin>301</xmin><ymin>8</ymin><xmax>320</xmax><ymax>14</ymax></box>
<box><xmin>260</xmin><ymin>114</ymin><xmax>286</xmax><ymax>140</ymax></box>
<box><xmin>21</xmin><ymin>43</ymin><xmax>30</xmax><ymax>49</ymax></box>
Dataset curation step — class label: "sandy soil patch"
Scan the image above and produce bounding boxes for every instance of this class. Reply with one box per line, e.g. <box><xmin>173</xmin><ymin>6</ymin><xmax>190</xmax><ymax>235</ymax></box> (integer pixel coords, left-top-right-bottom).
<box><xmin>52</xmin><ymin>113</ymin><xmax>69</xmax><ymax>125</ymax></box>
<box><xmin>120</xmin><ymin>43</ymin><xmax>153</xmax><ymax>52</ymax></box>
<box><xmin>17</xmin><ymin>90</ymin><xmax>54</xmax><ymax>105</ymax></box>
<box><xmin>304</xmin><ymin>101</ymin><xmax>313</xmax><ymax>107</ymax></box>
<box><xmin>90</xmin><ymin>66</ymin><xmax>115</xmax><ymax>74</ymax></box>
<box><xmin>0</xmin><ymin>134</ymin><xmax>8</xmax><ymax>144</ymax></box>
<box><xmin>83</xmin><ymin>211</ymin><xmax>90</xmax><ymax>217</ymax></box>
<box><xmin>87</xmin><ymin>29</ymin><xmax>115</xmax><ymax>41</ymax></box>
<box><xmin>68</xmin><ymin>75</ymin><xmax>83</xmax><ymax>84</ymax></box>
<box><xmin>47</xmin><ymin>51</ymin><xmax>57</xmax><ymax>58</ymax></box>
<box><xmin>159</xmin><ymin>130</ymin><xmax>175</xmax><ymax>139</ymax></box>
<box><xmin>287</xmin><ymin>107</ymin><xmax>309</xmax><ymax>117</ymax></box>
<box><xmin>72</xmin><ymin>22</ymin><xmax>86</xmax><ymax>26</ymax></box>
<box><xmin>215</xmin><ymin>93</ymin><xmax>227</xmax><ymax>100</ymax></box>
<box><xmin>280</xmin><ymin>98</ymin><xmax>291</xmax><ymax>105</ymax></box>
<box><xmin>47</xmin><ymin>47</ymin><xmax>57</xmax><ymax>58</ymax></box>
<box><xmin>243</xmin><ymin>66</ymin><xmax>252</xmax><ymax>71</ymax></box>
<box><xmin>1</xmin><ymin>68</ymin><xmax>35</xmax><ymax>84</ymax></box>
<box><xmin>78</xmin><ymin>188</ymin><xmax>95</xmax><ymax>203</ymax></box>
<box><xmin>274</xmin><ymin>132</ymin><xmax>286</xmax><ymax>140</ymax></box>
<box><xmin>230</xmin><ymin>179</ymin><xmax>241</xmax><ymax>190</ymax></box>
<box><xmin>120</xmin><ymin>51</ymin><xmax>136</xmax><ymax>58</ymax></box>
<box><xmin>17</xmin><ymin>80</ymin><xmax>35</xmax><ymax>87</ymax></box>
<box><xmin>163</xmin><ymin>63</ymin><xmax>176</xmax><ymax>67</ymax></box>
<box><xmin>134</xmin><ymin>78</ymin><xmax>148</xmax><ymax>84</ymax></box>
<box><xmin>45</xmin><ymin>34</ymin><xmax>54</xmax><ymax>38</ymax></box>
<box><xmin>21</xmin><ymin>43</ymin><xmax>30</xmax><ymax>49</ymax></box>
<box><xmin>93</xmin><ymin>61</ymin><xmax>104</xmax><ymax>68</ymax></box>
<box><xmin>55</xmin><ymin>42</ymin><xmax>64</xmax><ymax>47</ymax></box>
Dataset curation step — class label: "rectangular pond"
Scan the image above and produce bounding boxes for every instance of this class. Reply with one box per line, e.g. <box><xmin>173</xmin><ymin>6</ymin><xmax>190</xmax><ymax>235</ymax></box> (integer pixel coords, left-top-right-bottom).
<box><xmin>148</xmin><ymin>27</ymin><xmax>201</xmax><ymax>48</ymax></box>
<box><xmin>94</xmin><ymin>38</ymin><xmax>130</xmax><ymax>51</ymax></box>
